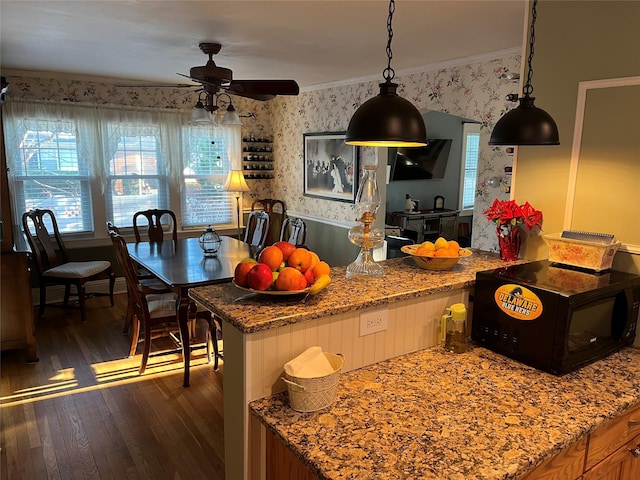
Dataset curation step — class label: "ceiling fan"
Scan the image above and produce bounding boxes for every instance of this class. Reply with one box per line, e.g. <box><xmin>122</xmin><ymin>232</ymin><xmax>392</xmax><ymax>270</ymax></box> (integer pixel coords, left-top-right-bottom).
<box><xmin>118</xmin><ymin>42</ymin><xmax>300</xmax><ymax>107</ymax></box>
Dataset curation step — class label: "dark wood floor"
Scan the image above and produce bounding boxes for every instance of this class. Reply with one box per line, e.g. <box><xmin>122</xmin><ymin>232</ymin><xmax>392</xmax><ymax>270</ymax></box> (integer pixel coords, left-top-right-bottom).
<box><xmin>1</xmin><ymin>294</ymin><xmax>225</xmax><ymax>480</ymax></box>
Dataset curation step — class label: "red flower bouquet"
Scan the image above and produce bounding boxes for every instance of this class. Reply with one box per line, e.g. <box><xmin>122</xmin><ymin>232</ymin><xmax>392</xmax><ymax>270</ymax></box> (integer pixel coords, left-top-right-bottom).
<box><xmin>483</xmin><ymin>199</ymin><xmax>543</xmax><ymax>260</ymax></box>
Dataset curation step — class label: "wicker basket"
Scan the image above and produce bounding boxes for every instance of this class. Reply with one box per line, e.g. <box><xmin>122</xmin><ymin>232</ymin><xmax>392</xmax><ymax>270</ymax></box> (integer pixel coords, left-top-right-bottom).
<box><xmin>282</xmin><ymin>353</ymin><xmax>343</xmax><ymax>413</ymax></box>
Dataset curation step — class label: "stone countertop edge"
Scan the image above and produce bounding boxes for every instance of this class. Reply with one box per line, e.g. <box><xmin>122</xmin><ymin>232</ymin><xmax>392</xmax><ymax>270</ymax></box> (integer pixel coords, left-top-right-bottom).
<box><xmin>249</xmin><ymin>345</ymin><xmax>640</xmax><ymax>480</ymax></box>
<box><xmin>189</xmin><ymin>250</ymin><xmax>524</xmax><ymax>335</ymax></box>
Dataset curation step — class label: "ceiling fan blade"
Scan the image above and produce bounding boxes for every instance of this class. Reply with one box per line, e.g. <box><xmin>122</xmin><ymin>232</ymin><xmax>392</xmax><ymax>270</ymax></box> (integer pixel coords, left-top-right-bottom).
<box><xmin>177</xmin><ymin>73</ymin><xmax>222</xmax><ymax>91</ymax></box>
<box><xmin>115</xmin><ymin>82</ymin><xmax>197</xmax><ymax>88</ymax></box>
<box><xmin>227</xmin><ymin>80</ymin><xmax>300</xmax><ymax>96</ymax></box>
<box><xmin>172</xmin><ymin>88</ymin><xmax>203</xmax><ymax>100</ymax></box>
<box><xmin>222</xmin><ymin>88</ymin><xmax>276</xmax><ymax>102</ymax></box>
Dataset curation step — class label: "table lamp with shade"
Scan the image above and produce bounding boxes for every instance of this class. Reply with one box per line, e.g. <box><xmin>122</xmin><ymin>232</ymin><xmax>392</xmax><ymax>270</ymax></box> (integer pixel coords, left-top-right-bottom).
<box><xmin>223</xmin><ymin>170</ymin><xmax>251</xmax><ymax>240</ymax></box>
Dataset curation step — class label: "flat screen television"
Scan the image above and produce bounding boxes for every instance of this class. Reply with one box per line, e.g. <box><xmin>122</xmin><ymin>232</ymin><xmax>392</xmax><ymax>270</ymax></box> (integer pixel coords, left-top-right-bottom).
<box><xmin>390</xmin><ymin>139</ymin><xmax>452</xmax><ymax>181</ymax></box>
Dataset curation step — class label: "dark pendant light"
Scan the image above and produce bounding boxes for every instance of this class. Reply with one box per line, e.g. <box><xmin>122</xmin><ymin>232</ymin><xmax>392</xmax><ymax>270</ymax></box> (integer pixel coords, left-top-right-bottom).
<box><xmin>490</xmin><ymin>0</ymin><xmax>559</xmax><ymax>146</ymax></box>
<box><xmin>346</xmin><ymin>0</ymin><xmax>427</xmax><ymax>147</ymax></box>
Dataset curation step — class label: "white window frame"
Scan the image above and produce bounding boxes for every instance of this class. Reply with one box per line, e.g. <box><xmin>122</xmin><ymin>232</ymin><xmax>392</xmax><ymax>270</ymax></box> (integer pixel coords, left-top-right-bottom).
<box><xmin>458</xmin><ymin>122</ymin><xmax>481</xmax><ymax>216</ymax></box>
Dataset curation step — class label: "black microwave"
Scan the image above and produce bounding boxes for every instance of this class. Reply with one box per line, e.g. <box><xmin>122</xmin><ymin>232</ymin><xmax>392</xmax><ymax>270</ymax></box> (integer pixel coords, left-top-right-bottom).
<box><xmin>471</xmin><ymin>260</ymin><xmax>640</xmax><ymax>375</ymax></box>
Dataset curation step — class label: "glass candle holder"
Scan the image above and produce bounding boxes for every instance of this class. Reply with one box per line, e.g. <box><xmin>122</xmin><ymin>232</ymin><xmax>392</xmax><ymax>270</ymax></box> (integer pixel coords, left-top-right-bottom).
<box><xmin>346</xmin><ymin>165</ymin><xmax>384</xmax><ymax>279</ymax></box>
<box><xmin>198</xmin><ymin>225</ymin><xmax>221</xmax><ymax>256</ymax></box>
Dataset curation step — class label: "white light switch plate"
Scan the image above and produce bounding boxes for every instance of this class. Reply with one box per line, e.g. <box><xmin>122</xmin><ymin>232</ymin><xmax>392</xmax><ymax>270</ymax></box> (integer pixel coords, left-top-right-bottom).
<box><xmin>359</xmin><ymin>307</ymin><xmax>388</xmax><ymax>336</ymax></box>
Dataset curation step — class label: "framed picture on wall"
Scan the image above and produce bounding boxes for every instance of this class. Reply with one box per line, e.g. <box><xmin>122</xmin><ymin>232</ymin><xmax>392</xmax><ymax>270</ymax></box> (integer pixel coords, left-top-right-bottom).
<box><xmin>303</xmin><ymin>132</ymin><xmax>359</xmax><ymax>203</ymax></box>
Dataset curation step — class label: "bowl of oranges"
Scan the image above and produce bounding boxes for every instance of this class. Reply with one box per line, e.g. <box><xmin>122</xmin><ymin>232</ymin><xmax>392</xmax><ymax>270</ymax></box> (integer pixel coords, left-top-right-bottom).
<box><xmin>401</xmin><ymin>237</ymin><xmax>472</xmax><ymax>271</ymax></box>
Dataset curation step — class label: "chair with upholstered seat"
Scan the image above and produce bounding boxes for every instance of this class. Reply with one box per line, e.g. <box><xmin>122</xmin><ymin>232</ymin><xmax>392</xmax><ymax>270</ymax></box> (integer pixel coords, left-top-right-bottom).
<box><xmin>133</xmin><ymin>209</ymin><xmax>178</xmax><ymax>243</ymax></box>
<box><xmin>279</xmin><ymin>217</ymin><xmax>307</xmax><ymax>246</ymax></box>
<box><xmin>109</xmin><ymin>231</ymin><xmax>218</xmax><ymax>372</ymax></box>
<box><xmin>107</xmin><ymin>221</ymin><xmax>172</xmax><ymax>334</ymax></box>
<box><xmin>244</xmin><ymin>210</ymin><xmax>270</xmax><ymax>249</ymax></box>
<box><xmin>22</xmin><ymin>209</ymin><xmax>115</xmax><ymax>323</ymax></box>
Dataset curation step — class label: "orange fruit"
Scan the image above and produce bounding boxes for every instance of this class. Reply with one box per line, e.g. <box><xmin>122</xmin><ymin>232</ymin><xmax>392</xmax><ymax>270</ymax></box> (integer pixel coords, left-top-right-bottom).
<box><xmin>434</xmin><ymin>248</ymin><xmax>452</xmax><ymax>257</ymax></box>
<box><xmin>447</xmin><ymin>240</ymin><xmax>460</xmax><ymax>251</ymax></box>
<box><xmin>308</xmin><ymin>251</ymin><xmax>320</xmax><ymax>270</ymax></box>
<box><xmin>434</xmin><ymin>237</ymin><xmax>449</xmax><ymax>250</ymax></box>
<box><xmin>312</xmin><ymin>261</ymin><xmax>331</xmax><ymax>278</ymax></box>
<box><xmin>287</xmin><ymin>248</ymin><xmax>313</xmax><ymax>272</ymax></box>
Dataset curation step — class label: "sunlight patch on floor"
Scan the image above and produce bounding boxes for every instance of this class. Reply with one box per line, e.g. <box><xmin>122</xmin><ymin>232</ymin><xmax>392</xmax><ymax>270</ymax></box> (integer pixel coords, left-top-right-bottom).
<box><xmin>0</xmin><ymin>353</ymin><xmax>221</xmax><ymax>407</ymax></box>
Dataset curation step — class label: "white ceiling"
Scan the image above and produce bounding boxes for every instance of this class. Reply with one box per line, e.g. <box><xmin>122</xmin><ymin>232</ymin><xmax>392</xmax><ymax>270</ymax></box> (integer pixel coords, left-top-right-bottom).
<box><xmin>1</xmin><ymin>0</ymin><xmax>526</xmax><ymax>90</ymax></box>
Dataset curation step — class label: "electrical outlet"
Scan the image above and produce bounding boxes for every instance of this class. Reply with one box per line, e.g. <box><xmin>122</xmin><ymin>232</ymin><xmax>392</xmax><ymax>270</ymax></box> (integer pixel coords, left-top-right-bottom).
<box><xmin>359</xmin><ymin>308</ymin><xmax>388</xmax><ymax>336</ymax></box>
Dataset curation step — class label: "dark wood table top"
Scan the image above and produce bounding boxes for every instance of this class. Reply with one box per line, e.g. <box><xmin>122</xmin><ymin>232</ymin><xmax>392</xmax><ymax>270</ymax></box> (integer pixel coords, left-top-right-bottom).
<box><xmin>127</xmin><ymin>236</ymin><xmax>255</xmax><ymax>289</ymax></box>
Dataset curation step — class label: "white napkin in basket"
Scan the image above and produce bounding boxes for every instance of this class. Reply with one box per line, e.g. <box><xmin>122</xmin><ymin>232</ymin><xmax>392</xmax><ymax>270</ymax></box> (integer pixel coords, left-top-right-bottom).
<box><xmin>284</xmin><ymin>346</ymin><xmax>334</xmax><ymax>378</ymax></box>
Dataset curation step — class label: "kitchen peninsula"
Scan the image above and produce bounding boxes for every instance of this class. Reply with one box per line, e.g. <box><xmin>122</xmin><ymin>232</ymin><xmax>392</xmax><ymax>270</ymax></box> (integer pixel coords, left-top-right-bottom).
<box><xmin>189</xmin><ymin>251</ymin><xmax>521</xmax><ymax>480</ymax></box>
<box><xmin>251</xmin><ymin>346</ymin><xmax>640</xmax><ymax>479</ymax></box>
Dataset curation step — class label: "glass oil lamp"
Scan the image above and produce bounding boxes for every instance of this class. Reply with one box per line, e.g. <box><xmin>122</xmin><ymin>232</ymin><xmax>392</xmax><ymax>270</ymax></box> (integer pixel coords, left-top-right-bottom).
<box><xmin>346</xmin><ymin>165</ymin><xmax>384</xmax><ymax>279</ymax></box>
<box><xmin>198</xmin><ymin>225</ymin><xmax>221</xmax><ymax>256</ymax></box>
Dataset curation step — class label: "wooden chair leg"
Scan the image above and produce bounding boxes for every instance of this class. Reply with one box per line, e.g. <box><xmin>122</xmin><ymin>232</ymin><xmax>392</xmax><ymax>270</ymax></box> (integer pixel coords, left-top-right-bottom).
<box><xmin>129</xmin><ymin>314</ymin><xmax>140</xmax><ymax>357</ymax></box>
<box><xmin>139</xmin><ymin>321</ymin><xmax>152</xmax><ymax>374</ymax></box>
<box><xmin>123</xmin><ymin>294</ymin><xmax>134</xmax><ymax>334</ymax></box>
<box><xmin>77</xmin><ymin>283</ymin><xmax>87</xmax><ymax>323</ymax></box>
<box><xmin>63</xmin><ymin>284</ymin><xmax>71</xmax><ymax>306</ymax></box>
<box><xmin>213</xmin><ymin>325</ymin><xmax>220</xmax><ymax>371</ymax></box>
<box><xmin>108</xmin><ymin>269</ymin><xmax>115</xmax><ymax>306</ymax></box>
<box><xmin>38</xmin><ymin>285</ymin><xmax>46</xmax><ymax>317</ymax></box>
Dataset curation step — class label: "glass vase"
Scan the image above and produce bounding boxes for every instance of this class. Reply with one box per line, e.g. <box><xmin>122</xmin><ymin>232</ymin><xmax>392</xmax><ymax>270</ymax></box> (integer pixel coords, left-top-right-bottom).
<box><xmin>497</xmin><ymin>226</ymin><xmax>521</xmax><ymax>261</ymax></box>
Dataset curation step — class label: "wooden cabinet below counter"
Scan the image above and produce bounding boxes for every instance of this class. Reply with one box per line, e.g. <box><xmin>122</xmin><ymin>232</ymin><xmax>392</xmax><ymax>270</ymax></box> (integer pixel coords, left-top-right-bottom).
<box><xmin>520</xmin><ymin>401</ymin><xmax>640</xmax><ymax>480</ymax></box>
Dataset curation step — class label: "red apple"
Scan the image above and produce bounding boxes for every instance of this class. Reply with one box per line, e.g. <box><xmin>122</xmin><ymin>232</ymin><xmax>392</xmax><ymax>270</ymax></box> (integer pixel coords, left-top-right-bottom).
<box><xmin>273</xmin><ymin>241</ymin><xmax>296</xmax><ymax>261</ymax></box>
<box><xmin>247</xmin><ymin>263</ymin><xmax>274</xmax><ymax>291</ymax></box>
<box><xmin>234</xmin><ymin>259</ymin><xmax>257</xmax><ymax>287</ymax></box>
<box><xmin>258</xmin><ymin>245</ymin><xmax>284</xmax><ymax>271</ymax></box>
<box><xmin>303</xmin><ymin>268</ymin><xmax>314</xmax><ymax>287</ymax></box>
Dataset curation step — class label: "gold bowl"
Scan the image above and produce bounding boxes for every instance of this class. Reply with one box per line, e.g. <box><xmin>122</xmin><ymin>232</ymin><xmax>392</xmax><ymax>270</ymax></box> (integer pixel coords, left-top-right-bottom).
<box><xmin>400</xmin><ymin>244</ymin><xmax>473</xmax><ymax>271</ymax></box>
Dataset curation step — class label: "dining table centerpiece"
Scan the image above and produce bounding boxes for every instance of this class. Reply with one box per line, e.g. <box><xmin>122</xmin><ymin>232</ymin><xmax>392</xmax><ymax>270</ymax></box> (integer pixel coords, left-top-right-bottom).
<box><xmin>483</xmin><ymin>198</ymin><xmax>543</xmax><ymax>261</ymax></box>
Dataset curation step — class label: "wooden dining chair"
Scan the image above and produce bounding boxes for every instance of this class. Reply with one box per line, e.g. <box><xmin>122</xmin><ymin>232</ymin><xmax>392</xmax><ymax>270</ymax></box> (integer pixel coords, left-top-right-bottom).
<box><xmin>22</xmin><ymin>209</ymin><xmax>115</xmax><ymax>323</ymax></box>
<box><xmin>110</xmin><ymin>231</ymin><xmax>218</xmax><ymax>373</ymax></box>
<box><xmin>279</xmin><ymin>217</ymin><xmax>307</xmax><ymax>246</ymax></box>
<box><xmin>244</xmin><ymin>210</ymin><xmax>270</xmax><ymax>249</ymax></box>
<box><xmin>107</xmin><ymin>221</ymin><xmax>172</xmax><ymax>334</ymax></box>
<box><xmin>132</xmin><ymin>209</ymin><xmax>178</xmax><ymax>243</ymax></box>
<box><xmin>251</xmin><ymin>199</ymin><xmax>285</xmax><ymax>244</ymax></box>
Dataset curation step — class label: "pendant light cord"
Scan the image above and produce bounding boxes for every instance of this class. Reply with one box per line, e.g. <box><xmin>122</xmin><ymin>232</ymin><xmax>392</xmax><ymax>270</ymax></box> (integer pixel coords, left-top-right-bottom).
<box><xmin>523</xmin><ymin>0</ymin><xmax>538</xmax><ymax>98</ymax></box>
<box><xmin>383</xmin><ymin>0</ymin><xmax>396</xmax><ymax>84</ymax></box>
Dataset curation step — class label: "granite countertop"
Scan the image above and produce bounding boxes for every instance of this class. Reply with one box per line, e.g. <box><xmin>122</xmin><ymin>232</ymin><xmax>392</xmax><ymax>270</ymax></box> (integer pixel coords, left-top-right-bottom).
<box><xmin>250</xmin><ymin>346</ymin><xmax>640</xmax><ymax>480</ymax></box>
<box><xmin>189</xmin><ymin>249</ymin><xmax>519</xmax><ymax>334</ymax></box>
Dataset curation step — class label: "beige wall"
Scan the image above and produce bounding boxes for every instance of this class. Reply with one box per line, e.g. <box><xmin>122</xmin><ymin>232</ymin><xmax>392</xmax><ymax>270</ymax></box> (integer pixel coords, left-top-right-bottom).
<box><xmin>513</xmin><ymin>0</ymin><xmax>640</xmax><ymax>274</ymax></box>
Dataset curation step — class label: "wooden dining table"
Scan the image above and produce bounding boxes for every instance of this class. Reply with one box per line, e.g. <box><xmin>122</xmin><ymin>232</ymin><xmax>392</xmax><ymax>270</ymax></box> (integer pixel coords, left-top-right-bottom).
<box><xmin>127</xmin><ymin>236</ymin><xmax>255</xmax><ymax>386</ymax></box>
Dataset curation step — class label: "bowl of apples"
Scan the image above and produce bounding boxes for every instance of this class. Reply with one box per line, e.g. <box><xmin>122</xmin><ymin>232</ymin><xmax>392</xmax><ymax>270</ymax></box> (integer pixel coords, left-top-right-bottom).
<box><xmin>401</xmin><ymin>237</ymin><xmax>472</xmax><ymax>271</ymax></box>
<box><xmin>233</xmin><ymin>242</ymin><xmax>332</xmax><ymax>296</ymax></box>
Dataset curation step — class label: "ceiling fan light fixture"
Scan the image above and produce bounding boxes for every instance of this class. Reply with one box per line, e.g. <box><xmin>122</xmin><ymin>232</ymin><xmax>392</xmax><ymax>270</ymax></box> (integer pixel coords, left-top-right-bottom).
<box><xmin>489</xmin><ymin>0</ymin><xmax>559</xmax><ymax>146</ymax></box>
<box><xmin>345</xmin><ymin>0</ymin><xmax>427</xmax><ymax>147</ymax></box>
<box><xmin>221</xmin><ymin>102</ymin><xmax>242</xmax><ymax>125</ymax></box>
<box><xmin>190</xmin><ymin>99</ymin><xmax>213</xmax><ymax>124</ymax></box>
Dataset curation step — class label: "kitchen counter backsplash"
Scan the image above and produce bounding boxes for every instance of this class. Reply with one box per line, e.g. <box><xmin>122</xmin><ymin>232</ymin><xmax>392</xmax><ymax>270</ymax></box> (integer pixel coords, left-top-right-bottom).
<box><xmin>250</xmin><ymin>346</ymin><xmax>640</xmax><ymax>480</ymax></box>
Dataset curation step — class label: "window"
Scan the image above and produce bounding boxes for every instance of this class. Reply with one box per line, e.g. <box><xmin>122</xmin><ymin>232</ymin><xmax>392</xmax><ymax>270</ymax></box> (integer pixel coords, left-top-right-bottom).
<box><xmin>459</xmin><ymin>123</ymin><xmax>480</xmax><ymax>213</ymax></box>
<box><xmin>106</xmin><ymin>128</ymin><xmax>169</xmax><ymax>227</ymax></box>
<box><xmin>181</xmin><ymin>124</ymin><xmax>239</xmax><ymax>228</ymax></box>
<box><xmin>11</xmin><ymin>122</ymin><xmax>93</xmax><ymax>233</ymax></box>
<box><xmin>3</xmin><ymin>101</ymin><xmax>240</xmax><ymax>239</ymax></box>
